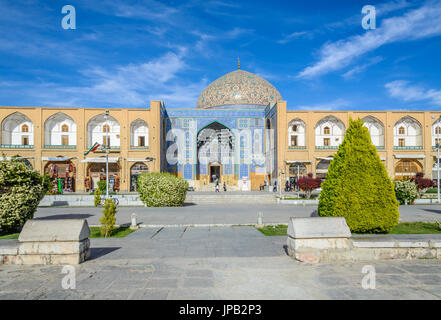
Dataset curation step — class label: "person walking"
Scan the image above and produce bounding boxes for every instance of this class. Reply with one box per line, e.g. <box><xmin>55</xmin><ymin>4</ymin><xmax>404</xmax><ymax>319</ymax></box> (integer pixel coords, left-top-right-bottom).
<box><xmin>215</xmin><ymin>181</ymin><xmax>220</xmax><ymax>192</ymax></box>
<box><xmin>223</xmin><ymin>182</ymin><xmax>227</xmax><ymax>192</ymax></box>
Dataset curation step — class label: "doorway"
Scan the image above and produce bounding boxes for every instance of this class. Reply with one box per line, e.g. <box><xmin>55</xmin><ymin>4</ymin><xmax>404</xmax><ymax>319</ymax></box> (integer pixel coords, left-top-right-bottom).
<box><xmin>209</xmin><ymin>165</ymin><xmax>221</xmax><ymax>183</ymax></box>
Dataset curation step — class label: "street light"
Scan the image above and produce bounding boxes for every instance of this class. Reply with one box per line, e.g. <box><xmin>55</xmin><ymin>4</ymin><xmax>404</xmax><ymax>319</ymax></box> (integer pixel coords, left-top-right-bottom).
<box><xmin>431</xmin><ymin>115</ymin><xmax>441</xmax><ymax>204</ymax></box>
<box><xmin>105</xmin><ymin>109</ymin><xmax>110</xmax><ymax>201</ymax></box>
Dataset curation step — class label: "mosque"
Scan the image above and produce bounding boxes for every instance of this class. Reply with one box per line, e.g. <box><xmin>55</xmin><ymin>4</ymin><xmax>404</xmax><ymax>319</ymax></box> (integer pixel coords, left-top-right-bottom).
<box><xmin>1</xmin><ymin>65</ymin><xmax>440</xmax><ymax>193</ymax></box>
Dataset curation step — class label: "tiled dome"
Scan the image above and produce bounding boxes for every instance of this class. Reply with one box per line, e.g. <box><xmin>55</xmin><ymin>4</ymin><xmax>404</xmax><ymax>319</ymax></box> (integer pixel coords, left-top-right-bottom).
<box><xmin>196</xmin><ymin>69</ymin><xmax>282</xmax><ymax>109</ymax></box>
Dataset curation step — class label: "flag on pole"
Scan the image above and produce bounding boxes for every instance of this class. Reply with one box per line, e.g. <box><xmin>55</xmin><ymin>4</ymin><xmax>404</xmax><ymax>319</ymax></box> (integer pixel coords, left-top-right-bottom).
<box><xmin>84</xmin><ymin>142</ymin><xmax>100</xmax><ymax>156</ymax></box>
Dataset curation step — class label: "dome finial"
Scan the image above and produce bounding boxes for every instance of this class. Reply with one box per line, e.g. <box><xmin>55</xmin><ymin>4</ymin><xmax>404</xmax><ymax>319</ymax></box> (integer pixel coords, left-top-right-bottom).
<box><xmin>237</xmin><ymin>57</ymin><xmax>240</xmax><ymax>69</ymax></box>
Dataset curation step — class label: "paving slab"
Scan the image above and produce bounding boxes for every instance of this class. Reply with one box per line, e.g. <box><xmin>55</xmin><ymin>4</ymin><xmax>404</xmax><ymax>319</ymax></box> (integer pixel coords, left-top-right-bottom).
<box><xmin>1</xmin><ymin>226</ymin><xmax>441</xmax><ymax>300</ymax></box>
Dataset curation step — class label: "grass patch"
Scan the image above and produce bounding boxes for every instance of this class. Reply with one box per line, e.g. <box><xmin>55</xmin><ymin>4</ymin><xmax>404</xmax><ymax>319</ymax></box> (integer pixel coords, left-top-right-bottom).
<box><xmin>0</xmin><ymin>226</ymin><xmax>136</xmax><ymax>240</ymax></box>
<box><xmin>0</xmin><ymin>233</ymin><xmax>19</xmax><ymax>239</ymax></box>
<box><xmin>256</xmin><ymin>222</ymin><xmax>441</xmax><ymax>236</ymax></box>
<box><xmin>89</xmin><ymin>226</ymin><xmax>136</xmax><ymax>238</ymax></box>
<box><xmin>389</xmin><ymin>222</ymin><xmax>441</xmax><ymax>234</ymax></box>
<box><xmin>257</xmin><ymin>224</ymin><xmax>288</xmax><ymax>236</ymax></box>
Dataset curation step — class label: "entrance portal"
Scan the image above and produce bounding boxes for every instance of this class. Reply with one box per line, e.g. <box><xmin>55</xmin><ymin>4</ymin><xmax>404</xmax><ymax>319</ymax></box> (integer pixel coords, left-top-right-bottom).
<box><xmin>210</xmin><ymin>165</ymin><xmax>221</xmax><ymax>182</ymax></box>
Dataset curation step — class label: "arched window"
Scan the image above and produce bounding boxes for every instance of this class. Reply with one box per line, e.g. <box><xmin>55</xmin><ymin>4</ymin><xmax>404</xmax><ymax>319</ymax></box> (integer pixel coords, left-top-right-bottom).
<box><xmin>44</xmin><ymin>112</ymin><xmax>76</xmax><ymax>147</ymax></box>
<box><xmin>362</xmin><ymin>116</ymin><xmax>385</xmax><ymax>148</ymax></box>
<box><xmin>288</xmin><ymin>119</ymin><xmax>306</xmax><ymax>148</ymax></box>
<box><xmin>315</xmin><ymin>116</ymin><xmax>345</xmax><ymax>149</ymax></box>
<box><xmin>1</xmin><ymin>113</ymin><xmax>34</xmax><ymax>146</ymax></box>
<box><xmin>86</xmin><ymin>114</ymin><xmax>120</xmax><ymax>149</ymax></box>
<box><xmin>130</xmin><ymin>119</ymin><xmax>149</xmax><ymax>148</ymax></box>
<box><xmin>394</xmin><ymin>116</ymin><xmax>422</xmax><ymax>149</ymax></box>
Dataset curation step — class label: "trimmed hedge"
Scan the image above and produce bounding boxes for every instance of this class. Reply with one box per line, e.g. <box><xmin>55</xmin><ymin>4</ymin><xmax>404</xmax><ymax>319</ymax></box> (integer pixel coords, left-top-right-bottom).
<box><xmin>0</xmin><ymin>158</ymin><xmax>49</xmax><ymax>234</ymax></box>
<box><xmin>137</xmin><ymin>172</ymin><xmax>189</xmax><ymax>207</ymax></box>
<box><xmin>318</xmin><ymin>118</ymin><xmax>399</xmax><ymax>233</ymax></box>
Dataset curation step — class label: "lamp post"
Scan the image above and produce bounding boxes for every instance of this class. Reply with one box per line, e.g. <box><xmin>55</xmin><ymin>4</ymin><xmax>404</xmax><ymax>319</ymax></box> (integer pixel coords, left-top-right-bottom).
<box><xmin>435</xmin><ymin>116</ymin><xmax>441</xmax><ymax>204</ymax></box>
<box><xmin>105</xmin><ymin>109</ymin><xmax>110</xmax><ymax>200</ymax></box>
<box><xmin>296</xmin><ymin>162</ymin><xmax>300</xmax><ymax>199</ymax></box>
<box><xmin>432</xmin><ymin>115</ymin><xmax>441</xmax><ymax>204</ymax></box>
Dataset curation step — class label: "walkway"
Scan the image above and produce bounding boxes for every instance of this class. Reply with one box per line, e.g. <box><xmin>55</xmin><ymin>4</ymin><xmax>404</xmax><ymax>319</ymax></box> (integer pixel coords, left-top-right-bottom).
<box><xmin>34</xmin><ymin>204</ymin><xmax>441</xmax><ymax>226</ymax></box>
<box><xmin>0</xmin><ymin>227</ymin><xmax>440</xmax><ymax>299</ymax></box>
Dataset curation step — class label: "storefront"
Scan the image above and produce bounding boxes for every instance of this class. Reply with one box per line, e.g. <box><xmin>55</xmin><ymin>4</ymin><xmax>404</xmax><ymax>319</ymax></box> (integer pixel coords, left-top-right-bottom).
<box><xmin>394</xmin><ymin>159</ymin><xmax>423</xmax><ymax>180</ymax></box>
<box><xmin>130</xmin><ymin>162</ymin><xmax>149</xmax><ymax>191</ymax></box>
<box><xmin>43</xmin><ymin>157</ymin><xmax>76</xmax><ymax>193</ymax></box>
<box><xmin>82</xmin><ymin>157</ymin><xmax>120</xmax><ymax>192</ymax></box>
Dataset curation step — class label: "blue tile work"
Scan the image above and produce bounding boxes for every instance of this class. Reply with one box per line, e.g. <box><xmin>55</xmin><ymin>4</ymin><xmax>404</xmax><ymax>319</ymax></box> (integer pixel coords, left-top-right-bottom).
<box><xmin>163</xmin><ymin>107</ymin><xmax>269</xmax><ymax>183</ymax></box>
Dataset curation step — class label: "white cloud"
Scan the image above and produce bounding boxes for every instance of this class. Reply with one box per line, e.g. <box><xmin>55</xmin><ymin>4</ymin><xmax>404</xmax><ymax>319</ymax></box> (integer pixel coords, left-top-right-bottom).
<box><xmin>277</xmin><ymin>31</ymin><xmax>309</xmax><ymax>44</ymax></box>
<box><xmin>0</xmin><ymin>49</ymin><xmax>207</xmax><ymax>108</ymax></box>
<box><xmin>385</xmin><ymin>80</ymin><xmax>441</xmax><ymax>106</ymax></box>
<box><xmin>342</xmin><ymin>56</ymin><xmax>384</xmax><ymax>79</ymax></box>
<box><xmin>298</xmin><ymin>2</ymin><xmax>441</xmax><ymax>78</ymax></box>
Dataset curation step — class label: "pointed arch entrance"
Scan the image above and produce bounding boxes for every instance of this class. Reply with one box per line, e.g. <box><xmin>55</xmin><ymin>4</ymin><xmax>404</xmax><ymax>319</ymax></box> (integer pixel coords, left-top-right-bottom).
<box><xmin>196</xmin><ymin>121</ymin><xmax>235</xmax><ymax>186</ymax></box>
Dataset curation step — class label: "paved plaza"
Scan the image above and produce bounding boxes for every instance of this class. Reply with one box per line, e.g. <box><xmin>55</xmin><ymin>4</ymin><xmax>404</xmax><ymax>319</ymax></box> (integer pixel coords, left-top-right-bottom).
<box><xmin>0</xmin><ymin>226</ymin><xmax>440</xmax><ymax>300</ymax></box>
<box><xmin>34</xmin><ymin>203</ymin><xmax>441</xmax><ymax>227</ymax></box>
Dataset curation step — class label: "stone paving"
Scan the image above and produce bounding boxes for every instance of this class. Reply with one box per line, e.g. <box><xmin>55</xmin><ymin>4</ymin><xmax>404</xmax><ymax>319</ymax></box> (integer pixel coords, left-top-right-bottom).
<box><xmin>34</xmin><ymin>204</ymin><xmax>441</xmax><ymax>226</ymax></box>
<box><xmin>0</xmin><ymin>227</ymin><xmax>440</xmax><ymax>300</ymax></box>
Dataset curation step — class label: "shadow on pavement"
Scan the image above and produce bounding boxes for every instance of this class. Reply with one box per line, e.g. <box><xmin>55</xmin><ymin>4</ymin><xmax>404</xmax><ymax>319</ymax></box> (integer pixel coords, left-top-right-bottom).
<box><xmin>35</xmin><ymin>214</ymin><xmax>94</xmax><ymax>220</ymax></box>
<box><xmin>89</xmin><ymin>247</ymin><xmax>121</xmax><ymax>260</ymax></box>
<box><xmin>422</xmin><ymin>209</ymin><xmax>441</xmax><ymax>215</ymax></box>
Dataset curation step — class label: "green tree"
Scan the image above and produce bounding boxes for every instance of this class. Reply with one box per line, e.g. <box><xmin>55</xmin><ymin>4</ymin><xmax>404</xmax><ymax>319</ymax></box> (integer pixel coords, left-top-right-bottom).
<box><xmin>318</xmin><ymin>118</ymin><xmax>399</xmax><ymax>233</ymax></box>
<box><xmin>99</xmin><ymin>199</ymin><xmax>118</xmax><ymax>237</ymax></box>
<box><xmin>0</xmin><ymin>157</ymin><xmax>49</xmax><ymax>234</ymax></box>
<box><xmin>94</xmin><ymin>188</ymin><xmax>102</xmax><ymax>207</ymax></box>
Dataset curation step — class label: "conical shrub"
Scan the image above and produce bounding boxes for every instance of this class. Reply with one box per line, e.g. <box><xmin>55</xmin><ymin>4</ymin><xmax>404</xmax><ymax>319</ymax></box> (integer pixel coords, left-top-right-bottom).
<box><xmin>318</xmin><ymin>118</ymin><xmax>399</xmax><ymax>233</ymax></box>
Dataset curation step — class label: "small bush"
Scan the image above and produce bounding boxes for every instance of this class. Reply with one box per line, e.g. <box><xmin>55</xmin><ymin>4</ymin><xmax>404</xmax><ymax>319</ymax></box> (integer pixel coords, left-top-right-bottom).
<box><xmin>413</xmin><ymin>177</ymin><xmax>434</xmax><ymax>195</ymax></box>
<box><xmin>99</xmin><ymin>199</ymin><xmax>118</xmax><ymax>237</ymax></box>
<box><xmin>297</xmin><ymin>175</ymin><xmax>321</xmax><ymax>199</ymax></box>
<box><xmin>394</xmin><ymin>180</ymin><xmax>418</xmax><ymax>204</ymax></box>
<box><xmin>0</xmin><ymin>158</ymin><xmax>49</xmax><ymax>234</ymax></box>
<box><xmin>98</xmin><ymin>180</ymin><xmax>107</xmax><ymax>193</ymax></box>
<box><xmin>94</xmin><ymin>188</ymin><xmax>101</xmax><ymax>207</ymax></box>
<box><xmin>137</xmin><ymin>172</ymin><xmax>189</xmax><ymax>207</ymax></box>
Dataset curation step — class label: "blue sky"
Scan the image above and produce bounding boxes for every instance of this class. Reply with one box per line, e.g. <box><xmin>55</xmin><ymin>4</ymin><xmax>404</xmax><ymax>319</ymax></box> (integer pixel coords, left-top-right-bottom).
<box><xmin>1</xmin><ymin>0</ymin><xmax>441</xmax><ymax>110</ymax></box>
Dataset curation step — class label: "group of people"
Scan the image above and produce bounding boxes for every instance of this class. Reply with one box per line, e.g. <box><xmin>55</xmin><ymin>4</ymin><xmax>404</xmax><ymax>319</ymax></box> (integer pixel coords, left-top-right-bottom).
<box><xmin>258</xmin><ymin>179</ymin><xmax>301</xmax><ymax>192</ymax></box>
<box><xmin>212</xmin><ymin>175</ymin><xmax>227</xmax><ymax>192</ymax></box>
<box><xmin>259</xmin><ymin>180</ymin><xmax>278</xmax><ymax>192</ymax></box>
<box><xmin>285</xmin><ymin>179</ymin><xmax>299</xmax><ymax>192</ymax></box>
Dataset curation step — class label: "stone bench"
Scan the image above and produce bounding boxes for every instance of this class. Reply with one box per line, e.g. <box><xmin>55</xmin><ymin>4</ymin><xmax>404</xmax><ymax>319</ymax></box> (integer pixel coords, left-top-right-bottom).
<box><xmin>0</xmin><ymin>219</ymin><xmax>90</xmax><ymax>265</ymax></box>
<box><xmin>287</xmin><ymin>217</ymin><xmax>441</xmax><ymax>263</ymax></box>
<box><xmin>287</xmin><ymin>217</ymin><xmax>352</xmax><ymax>263</ymax></box>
